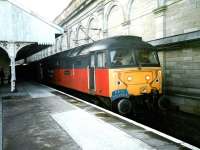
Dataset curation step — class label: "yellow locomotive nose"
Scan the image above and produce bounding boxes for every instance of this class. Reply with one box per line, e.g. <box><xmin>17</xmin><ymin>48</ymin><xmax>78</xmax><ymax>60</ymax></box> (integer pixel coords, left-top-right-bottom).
<box><xmin>123</xmin><ymin>71</ymin><xmax>154</xmax><ymax>95</ymax></box>
<box><xmin>123</xmin><ymin>71</ymin><xmax>153</xmax><ymax>85</ymax></box>
<box><xmin>109</xmin><ymin>68</ymin><xmax>162</xmax><ymax>98</ymax></box>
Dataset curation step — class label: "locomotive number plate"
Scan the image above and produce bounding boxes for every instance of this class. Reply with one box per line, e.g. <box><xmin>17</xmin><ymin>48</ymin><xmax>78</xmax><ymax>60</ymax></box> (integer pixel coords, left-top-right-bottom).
<box><xmin>111</xmin><ymin>89</ymin><xmax>129</xmax><ymax>101</ymax></box>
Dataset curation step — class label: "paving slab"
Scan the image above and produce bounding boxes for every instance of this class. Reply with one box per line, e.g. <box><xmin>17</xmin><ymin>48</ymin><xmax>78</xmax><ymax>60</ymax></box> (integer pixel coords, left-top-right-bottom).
<box><xmin>1</xmin><ymin>83</ymin><xmax>81</xmax><ymax>150</ymax></box>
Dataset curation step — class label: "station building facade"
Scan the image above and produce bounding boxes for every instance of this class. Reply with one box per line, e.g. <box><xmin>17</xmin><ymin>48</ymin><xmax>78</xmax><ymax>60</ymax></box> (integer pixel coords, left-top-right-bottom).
<box><xmin>29</xmin><ymin>0</ymin><xmax>200</xmax><ymax>115</ymax></box>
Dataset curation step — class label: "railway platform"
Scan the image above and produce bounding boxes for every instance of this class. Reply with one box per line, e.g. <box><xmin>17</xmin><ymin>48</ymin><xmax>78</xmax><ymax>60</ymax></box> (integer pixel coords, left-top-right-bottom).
<box><xmin>0</xmin><ymin>82</ymin><xmax>199</xmax><ymax>150</ymax></box>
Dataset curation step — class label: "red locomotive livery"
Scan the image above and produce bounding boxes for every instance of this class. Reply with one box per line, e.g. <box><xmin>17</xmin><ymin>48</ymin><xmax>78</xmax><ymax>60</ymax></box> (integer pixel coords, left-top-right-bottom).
<box><xmin>36</xmin><ymin>36</ymin><xmax>163</xmax><ymax>114</ymax></box>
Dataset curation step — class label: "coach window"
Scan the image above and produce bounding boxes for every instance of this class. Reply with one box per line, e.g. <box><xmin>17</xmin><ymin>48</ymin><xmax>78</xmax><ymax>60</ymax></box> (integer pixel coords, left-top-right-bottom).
<box><xmin>97</xmin><ymin>52</ymin><xmax>106</xmax><ymax>68</ymax></box>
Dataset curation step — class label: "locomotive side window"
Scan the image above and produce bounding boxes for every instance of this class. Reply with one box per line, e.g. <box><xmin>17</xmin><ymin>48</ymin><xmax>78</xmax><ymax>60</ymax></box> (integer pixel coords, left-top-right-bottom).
<box><xmin>90</xmin><ymin>54</ymin><xmax>95</xmax><ymax>67</ymax></box>
<box><xmin>97</xmin><ymin>52</ymin><xmax>106</xmax><ymax>68</ymax></box>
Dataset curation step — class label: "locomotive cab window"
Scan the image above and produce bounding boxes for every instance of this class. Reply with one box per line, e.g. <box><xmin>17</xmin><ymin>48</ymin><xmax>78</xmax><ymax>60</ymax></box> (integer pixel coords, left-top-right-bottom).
<box><xmin>110</xmin><ymin>48</ymin><xmax>159</xmax><ymax>67</ymax></box>
<box><xmin>97</xmin><ymin>52</ymin><xmax>106</xmax><ymax>68</ymax></box>
<box><xmin>135</xmin><ymin>49</ymin><xmax>159</xmax><ymax>65</ymax></box>
<box><xmin>110</xmin><ymin>49</ymin><xmax>136</xmax><ymax>67</ymax></box>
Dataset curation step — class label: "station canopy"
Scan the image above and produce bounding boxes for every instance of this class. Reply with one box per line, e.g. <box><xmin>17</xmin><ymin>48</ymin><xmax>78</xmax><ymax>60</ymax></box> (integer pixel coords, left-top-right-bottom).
<box><xmin>0</xmin><ymin>0</ymin><xmax>64</xmax><ymax>60</ymax></box>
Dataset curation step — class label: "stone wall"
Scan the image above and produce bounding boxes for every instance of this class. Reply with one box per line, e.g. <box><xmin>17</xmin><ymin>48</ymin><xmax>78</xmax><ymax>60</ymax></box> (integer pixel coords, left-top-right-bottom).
<box><xmin>52</xmin><ymin>0</ymin><xmax>200</xmax><ymax>49</ymax></box>
<box><xmin>165</xmin><ymin>0</ymin><xmax>200</xmax><ymax>36</ymax></box>
<box><xmin>53</xmin><ymin>0</ymin><xmax>158</xmax><ymax>49</ymax></box>
<box><xmin>158</xmin><ymin>42</ymin><xmax>200</xmax><ymax>115</ymax></box>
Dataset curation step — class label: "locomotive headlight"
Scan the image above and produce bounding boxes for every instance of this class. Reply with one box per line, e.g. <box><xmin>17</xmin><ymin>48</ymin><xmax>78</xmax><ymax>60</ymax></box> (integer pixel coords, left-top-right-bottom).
<box><xmin>127</xmin><ymin>76</ymin><xmax>133</xmax><ymax>81</ymax></box>
<box><xmin>145</xmin><ymin>75</ymin><xmax>150</xmax><ymax>80</ymax></box>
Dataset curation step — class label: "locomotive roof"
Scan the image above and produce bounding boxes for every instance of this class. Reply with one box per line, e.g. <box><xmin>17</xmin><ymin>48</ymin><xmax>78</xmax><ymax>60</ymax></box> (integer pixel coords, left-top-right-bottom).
<box><xmin>55</xmin><ymin>36</ymin><xmax>155</xmax><ymax>58</ymax></box>
<box><xmin>89</xmin><ymin>36</ymin><xmax>153</xmax><ymax>50</ymax></box>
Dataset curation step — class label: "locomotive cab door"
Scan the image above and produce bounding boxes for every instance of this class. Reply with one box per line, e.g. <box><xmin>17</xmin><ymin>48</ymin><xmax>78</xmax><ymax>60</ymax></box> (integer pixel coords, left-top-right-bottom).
<box><xmin>89</xmin><ymin>52</ymin><xmax>96</xmax><ymax>92</ymax></box>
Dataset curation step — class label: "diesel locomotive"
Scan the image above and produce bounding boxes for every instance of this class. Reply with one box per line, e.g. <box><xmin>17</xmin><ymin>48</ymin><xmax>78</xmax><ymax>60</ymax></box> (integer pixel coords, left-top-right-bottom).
<box><xmin>36</xmin><ymin>36</ymin><xmax>162</xmax><ymax>114</ymax></box>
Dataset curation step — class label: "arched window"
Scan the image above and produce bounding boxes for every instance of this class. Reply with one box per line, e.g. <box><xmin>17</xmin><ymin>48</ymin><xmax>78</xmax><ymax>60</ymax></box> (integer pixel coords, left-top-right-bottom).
<box><xmin>88</xmin><ymin>18</ymin><xmax>100</xmax><ymax>43</ymax></box>
<box><xmin>107</xmin><ymin>5</ymin><xmax>124</xmax><ymax>36</ymax></box>
<box><xmin>62</xmin><ymin>33</ymin><xmax>68</xmax><ymax>50</ymax></box>
<box><xmin>56</xmin><ymin>37</ymin><xmax>62</xmax><ymax>52</ymax></box>
<box><xmin>129</xmin><ymin>0</ymin><xmax>144</xmax><ymax>36</ymax></box>
<box><xmin>55</xmin><ymin>38</ymin><xmax>59</xmax><ymax>53</ymax></box>
<box><xmin>77</xmin><ymin>25</ymin><xmax>87</xmax><ymax>46</ymax></box>
<box><xmin>69</xmin><ymin>30</ymin><xmax>76</xmax><ymax>48</ymax></box>
<box><xmin>128</xmin><ymin>0</ymin><xmax>152</xmax><ymax>38</ymax></box>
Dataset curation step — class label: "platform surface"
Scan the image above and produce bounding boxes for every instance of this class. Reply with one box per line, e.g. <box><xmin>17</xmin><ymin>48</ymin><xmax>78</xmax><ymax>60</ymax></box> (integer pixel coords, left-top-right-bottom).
<box><xmin>0</xmin><ymin>82</ymin><xmax>198</xmax><ymax>150</ymax></box>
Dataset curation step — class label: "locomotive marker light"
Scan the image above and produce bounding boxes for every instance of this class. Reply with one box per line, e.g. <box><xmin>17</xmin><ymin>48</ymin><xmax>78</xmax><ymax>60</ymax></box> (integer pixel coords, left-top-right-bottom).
<box><xmin>145</xmin><ymin>75</ymin><xmax>150</xmax><ymax>80</ymax></box>
<box><xmin>127</xmin><ymin>76</ymin><xmax>133</xmax><ymax>81</ymax></box>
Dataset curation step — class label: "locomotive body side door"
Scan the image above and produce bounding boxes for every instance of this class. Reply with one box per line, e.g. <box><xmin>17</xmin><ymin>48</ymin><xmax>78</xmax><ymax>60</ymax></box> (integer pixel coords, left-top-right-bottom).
<box><xmin>95</xmin><ymin>50</ymin><xmax>109</xmax><ymax>97</ymax></box>
<box><xmin>89</xmin><ymin>52</ymin><xmax>96</xmax><ymax>93</ymax></box>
